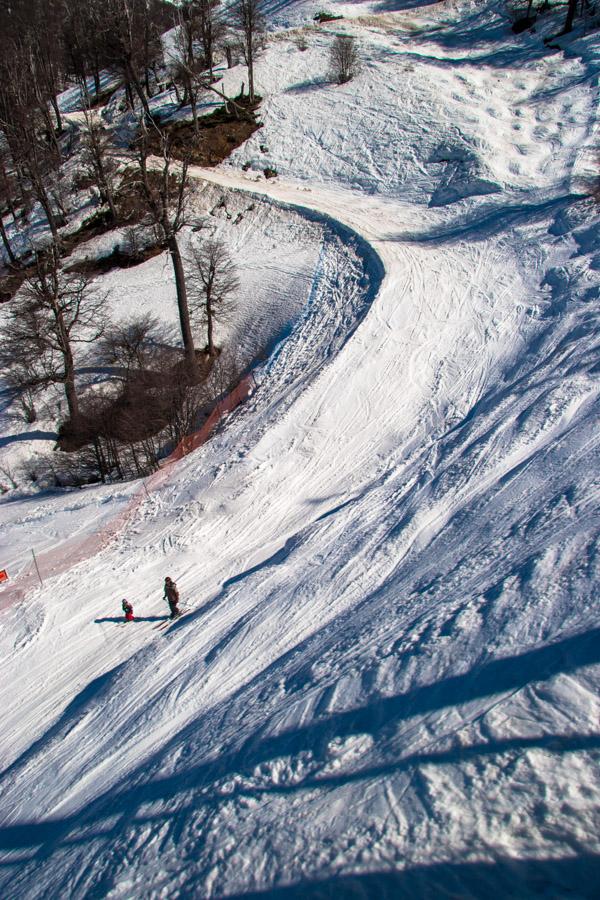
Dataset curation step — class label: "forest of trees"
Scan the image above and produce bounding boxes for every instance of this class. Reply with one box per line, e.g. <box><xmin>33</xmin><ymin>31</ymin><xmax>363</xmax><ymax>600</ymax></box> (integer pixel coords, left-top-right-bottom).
<box><xmin>0</xmin><ymin>0</ymin><xmax>266</xmax><ymax>487</ymax></box>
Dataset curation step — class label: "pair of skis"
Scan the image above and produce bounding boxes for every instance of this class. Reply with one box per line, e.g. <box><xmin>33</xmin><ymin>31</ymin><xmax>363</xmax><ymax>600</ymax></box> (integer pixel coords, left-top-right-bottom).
<box><xmin>153</xmin><ymin>608</ymin><xmax>188</xmax><ymax>632</ymax></box>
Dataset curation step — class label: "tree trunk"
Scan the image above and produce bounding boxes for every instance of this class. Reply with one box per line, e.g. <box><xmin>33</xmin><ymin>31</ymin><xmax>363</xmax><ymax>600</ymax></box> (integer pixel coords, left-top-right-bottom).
<box><xmin>33</xmin><ymin>176</ymin><xmax>61</xmax><ymax>242</ymax></box>
<box><xmin>564</xmin><ymin>0</ymin><xmax>577</xmax><ymax>32</ymax></box>
<box><xmin>125</xmin><ymin>81</ymin><xmax>135</xmax><ymax>110</ymax></box>
<box><xmin>50</xmin><ymin>95</ymin><xmax>63</xmax><ymax>134</ymax></box>
<box><xmin>51</xmin><ymin>296</ymin><xmax>79</xmax><ymax>423</ymax></box>
<box><xmin>14</xmin><ymin>165</ymin><xmax>29</xmax><ymax>212</ymax></box>
<box><xmin>167</xmin><ymin>234</ymin><xmax>196</xmax><ymax>371</ymax></box>
<box><xmin>0</xmin><ymin>157</ymin><xmax>18</xmax><ymax>221</ymax></box>
<box><xmin>104</xmin><ymin>180</ymin><xmax>118</xmax><ymax>223</ymax></box>
<box><xmin>206</xmin><ymin>28</ymin><xmax>215</xmax><ymax>81</ymax></box>
<box><xmin>0</xmin><ymin>217</ymin><xmax>18</xmax><ymax>266</ymax></box>
<box><xmin>144</xmin><ymin>16</ymin><xmax>154</xmax><ymax>99</ymax></box>
<box><xmin>92</xmin><ymin>131</ymin><xmax>118</xmax><ymax>222</ymax></box>
<box><xmin>63</xmin><ymin>343</ymin><xmax>79</xmax><ymax>423</ymax></box>
<box><xmin>191</xmin><ymin>92</ymin><xmax>199</xmax><ymax>135</ymax></box>
<box><xmin>248</xmin><ymin>54</ymin><xmax>254</xmax><ymax>102</ymax></box>
<box><xmin>126</xmin><ymin>62</ymin><xmax>153</xmax><ymax>121</ymax></box>
<box><xmin>107</xmin><ymin>435</ymin><xmax>124</xmax><ymax>479</ymax></box>
<box><xmin>206</xmin><ymin>292</ymin><xmax>214</xmax><ymax>356</ymax></box>
<box><xmin>93</xmin><ymin>438</ymin><xmax>107</xmax><ymax>482</ymax></box>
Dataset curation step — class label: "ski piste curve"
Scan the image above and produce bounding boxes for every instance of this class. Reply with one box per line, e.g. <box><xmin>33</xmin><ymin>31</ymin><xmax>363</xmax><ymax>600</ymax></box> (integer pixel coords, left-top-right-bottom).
<box><xmin>1</xmin><ymin>5</ymin><xmax>599</xmax><ymax>896</ymax></box>
<box><xmin>0</xmin><ymin>174</ymin><xmax>383</xmax><ymax>614</ymax></box>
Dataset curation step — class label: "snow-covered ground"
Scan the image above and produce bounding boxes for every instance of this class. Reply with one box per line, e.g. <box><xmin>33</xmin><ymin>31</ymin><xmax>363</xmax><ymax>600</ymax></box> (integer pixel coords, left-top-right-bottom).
<box><xmin>0</xmin><ymin>183</ymin><xmax>325</xmax><ymax>489</ymax></box>
<box><xmin>1</xmin><ymin>1</ymin><xmax>599</xmax><ymax>897</ymax></box>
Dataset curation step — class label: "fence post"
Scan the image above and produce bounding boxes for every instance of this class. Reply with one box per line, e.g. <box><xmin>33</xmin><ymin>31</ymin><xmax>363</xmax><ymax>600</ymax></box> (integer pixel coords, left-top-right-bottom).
<box><xmin>31</xmin><ymin>549</ymin><xmax>43</xmax><ymax>586</ymax></box>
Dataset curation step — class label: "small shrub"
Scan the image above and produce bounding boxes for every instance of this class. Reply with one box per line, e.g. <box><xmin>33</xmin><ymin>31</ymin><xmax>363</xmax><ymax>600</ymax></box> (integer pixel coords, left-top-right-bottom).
<box><xmin>314</xmin><ymin>11</ymin><xmax>343</xmax><ymax>23</ymax></box>
<box><xmin>264</xmin><ymin>167</ymin><xmax>278</xmax><ymax>179</ymax></box>
<box><xmin>329</xmin><ymin>34</ymin><xmax>359</xmax><ymax>85</ymax></box>
<box><xmin>0</xmin><ymin>463</ymin><xmax>18</xmax><ymax>492</ymax></box>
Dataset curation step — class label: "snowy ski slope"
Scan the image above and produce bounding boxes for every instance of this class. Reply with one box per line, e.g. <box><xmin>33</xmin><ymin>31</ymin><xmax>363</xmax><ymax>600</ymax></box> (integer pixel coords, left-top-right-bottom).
<box><xmin>1</xmin><ymin>2</ymin><xmax>599</xmax><ymax>897</ymax></box>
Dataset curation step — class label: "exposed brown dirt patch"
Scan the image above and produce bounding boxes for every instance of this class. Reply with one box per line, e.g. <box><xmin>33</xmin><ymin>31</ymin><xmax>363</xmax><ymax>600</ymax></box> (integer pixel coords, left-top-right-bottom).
<box><xmin>145</xmin><ymin>95</ymin><xmax>262</xmax><ymax>166</ymax></box>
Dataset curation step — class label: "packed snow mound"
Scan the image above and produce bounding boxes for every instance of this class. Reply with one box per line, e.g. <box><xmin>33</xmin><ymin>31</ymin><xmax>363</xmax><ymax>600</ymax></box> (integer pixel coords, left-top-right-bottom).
<box><xmin>428</xmin><ymin>142</ymin><xmax>501</xmax><ymax>206</ymax></box>
<box><xmin>1</xmin><ymin>1</ymin><xmax>600</xmax><ymax>898</ymax></box>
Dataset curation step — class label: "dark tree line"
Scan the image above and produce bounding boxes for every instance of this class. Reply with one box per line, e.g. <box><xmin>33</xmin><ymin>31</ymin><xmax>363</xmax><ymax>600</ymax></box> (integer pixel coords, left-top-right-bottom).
<box><xmin>0</xmin><ymin>0</ymin><xmax>262</xmax><ymax>484</ymax></box>
<box><xmin>0</xmin><ymin>0</ymin><xmax>266</xmax><ymax>259</ymax></box>
<box><xmin>0</xmin><ymin>0</ymin><xmax>168</xmax><ymax>251</ymax></box>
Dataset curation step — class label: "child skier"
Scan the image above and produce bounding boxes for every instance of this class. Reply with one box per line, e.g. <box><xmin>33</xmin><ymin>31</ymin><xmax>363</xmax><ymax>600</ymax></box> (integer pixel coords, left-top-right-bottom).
<box><xmin>122</xmin><ymin>599</ymin><xmax>134</xmax><ymax>622</ymax></box>
<box><xmin>164</xmin><ymin>577</ymin><xmax>181</xmax><ymax>619</ymax></box>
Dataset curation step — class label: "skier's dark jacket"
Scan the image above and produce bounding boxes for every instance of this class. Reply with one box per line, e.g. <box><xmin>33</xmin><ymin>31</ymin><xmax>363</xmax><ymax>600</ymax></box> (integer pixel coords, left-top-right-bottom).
<box><xmin>164</xmin><ymin>579</ymin><xmax>179</xmax><ymax>603</ymax></box>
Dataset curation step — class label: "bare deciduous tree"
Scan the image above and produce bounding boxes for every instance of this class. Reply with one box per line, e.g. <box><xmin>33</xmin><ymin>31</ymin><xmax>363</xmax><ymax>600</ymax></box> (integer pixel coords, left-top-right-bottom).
<box><xmin>79</xmin><ymin>102</ymin><xmax>119</xmax><ymax>222</ymax></box>
<box><xmin>169</xmin><ymin>1</ymin><xmax>239</xmax><ymax>132</ymax></box>
<box><xmin>0</xmin><ymin>54</ymin><xmax>66</xmax><ymax>242</ymax></box>
<box><xmin>0</xmin><ymin>144</ymin><xmax>19</xmax><ymax>223</ymax></box>
<box><xmin>329</xmin><ymin>34</ymin><xmax>359</xmax><ymax>85</ymax></box>
<box><xmin>0</xmin><ymin>243</ymin><xmax>107</xmax><ymax>424</ymax></box>
<box><xmin>99</xmin><ymin>312</ymin><xmax>166</xmax><ymax>375</ymax></box>
<box><xmin>1</xmin><ymin>353</ymin><xmax>44</xmax><ymax>423</ymax></box>
<box><xmin>0</xmin><ymin>461</ymin><xmax>18</xmax><ymax>492</ymax></box>
<box><xmin>134</xmin><ymin>124</ymin><xmax>197</xmax><ymax>371</ymax></box>
<box><xmin>229</xmin><ymin>0</ymin><xmax>265</xmax><ymax>103</ymax></box>
<box><xmin>194</xmin><ymin>0</ymin><xmax>225</xmax><ymax>82</ymax></box>
<box><xmin>170</xmin><ymin>7</ymin><xmax>207</xmax><ymax>135</ymax></box>
<box><xmin>62</xmin><ymin>0</ymin><xmax>110</xmax><ymax>100</ymax></box>
<box><xmin>188</xmin><ymin>238</ymin><xmax>239</xmax><ymax>357</ymax></box>
<box><xmin>100</xmin><ymin>0</ymin><xmax>165</xmax><ymax>119</ymax></box>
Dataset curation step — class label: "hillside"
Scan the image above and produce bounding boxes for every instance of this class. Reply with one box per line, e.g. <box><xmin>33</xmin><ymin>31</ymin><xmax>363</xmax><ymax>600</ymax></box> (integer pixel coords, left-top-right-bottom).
<box><xmin>1</xmin><ymin>1</ymin><xmax>599</xmax><ymax>897</ymax></box>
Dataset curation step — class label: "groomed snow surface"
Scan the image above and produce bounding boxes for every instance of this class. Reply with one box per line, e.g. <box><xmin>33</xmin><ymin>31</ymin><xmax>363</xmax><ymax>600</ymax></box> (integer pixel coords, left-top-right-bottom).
<box><xmin>1</xmin><ymin>1</ymin><xmax>600</xmax><ymax>897</ymax></box>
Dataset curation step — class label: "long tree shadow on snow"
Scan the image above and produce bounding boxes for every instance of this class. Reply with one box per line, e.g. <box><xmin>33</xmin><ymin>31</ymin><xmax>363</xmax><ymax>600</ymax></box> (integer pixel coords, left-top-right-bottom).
<box><xmin>217</xmin><ymin>731</ymin><xmax>600</xmax><ymax>805</ymax></box>
<box><xmin>222</xmin><ymin>853</ymin><xmax>600</xmax><ymax>900</ymax></box>
<box><xmin>1</xmin><ymin>627</ymin><xmax>599</xmax><ymax>858</ymax></box>
<box><xmin>393</xmin><ymin>5</ymin><xmax>548</xmax><ymax>65</ymax></box>
<box><xmin>388</xmin><ymin>193</ymin><xmax>585</xmax><ymax>246</ymax></box>
<box><xmin>0</xmin><ymin>430</ymin><xmax>58</xmax><ymax>448</ymax></box>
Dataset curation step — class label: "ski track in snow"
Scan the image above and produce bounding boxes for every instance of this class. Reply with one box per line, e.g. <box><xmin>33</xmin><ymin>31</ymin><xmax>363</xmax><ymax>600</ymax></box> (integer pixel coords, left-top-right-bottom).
<box><xmin>1</xmin><ymin>2</ymin><xmax>600</xmax><ymax>897</ymax></box>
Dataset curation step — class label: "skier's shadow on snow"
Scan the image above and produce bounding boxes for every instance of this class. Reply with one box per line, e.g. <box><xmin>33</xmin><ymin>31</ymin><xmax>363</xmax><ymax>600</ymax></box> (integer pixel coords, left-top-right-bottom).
<box><xmin>94</xmin><ymin>616</ymin><xmax>168</xmax><ymax>624</ymax></box>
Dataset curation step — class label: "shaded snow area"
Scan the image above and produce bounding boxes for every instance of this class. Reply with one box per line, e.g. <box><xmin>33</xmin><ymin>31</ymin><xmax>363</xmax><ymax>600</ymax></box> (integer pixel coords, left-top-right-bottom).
<box><xmin>1</xmin><ymin>1</ymin><xmax>600</xmax><ymax>897</ymax></box>
<box><xmin>0</xmin><ymin>185</ymin><xmax>324</xmax><ymax>487</ymax></box>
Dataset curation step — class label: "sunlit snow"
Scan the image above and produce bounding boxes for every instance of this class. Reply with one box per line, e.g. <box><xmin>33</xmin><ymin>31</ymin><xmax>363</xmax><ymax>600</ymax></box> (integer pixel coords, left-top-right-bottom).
<box><xmin>1</xmin><ymin>1</ymin><xmax>599</xmax><ymax>897</ymax></box>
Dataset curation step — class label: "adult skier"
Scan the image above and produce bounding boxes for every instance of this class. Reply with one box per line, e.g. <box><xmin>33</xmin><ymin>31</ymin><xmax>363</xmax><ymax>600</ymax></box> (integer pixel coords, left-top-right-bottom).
<box><xmin>122</xmin><ymin>599</ymin><xmax>134</xmax><ymax>622</ymax></box>
<box><xmin>164</xmin><ymin>577</ymin><xmax>181</xmax><ymax>619</ymax></box>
